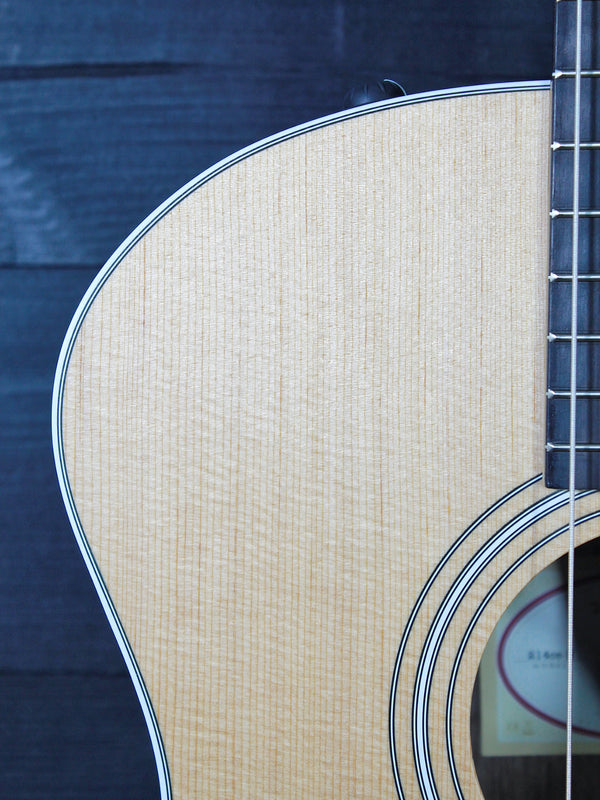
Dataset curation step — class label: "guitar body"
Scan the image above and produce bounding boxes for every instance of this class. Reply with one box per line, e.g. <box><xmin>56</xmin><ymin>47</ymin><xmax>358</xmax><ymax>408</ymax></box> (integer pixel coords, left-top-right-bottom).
<box><xmin>53</xmin><ymin>83</ymin><xmax>600</xmax><ymax>799</ymax></box>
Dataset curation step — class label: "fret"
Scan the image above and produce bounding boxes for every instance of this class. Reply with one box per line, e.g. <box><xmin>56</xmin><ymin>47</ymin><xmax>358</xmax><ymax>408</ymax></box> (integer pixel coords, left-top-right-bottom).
<box><xmin>546</xmin><ymin>334</ymin><xmax>600</xmax><ymax>489</ymax></box>
<box><xmin>554</xmin><ymin>69</ymin><xmax>600</xmax><ymax>77</ymax></box>
<box><xmin>546</xmin><ymin>443</ymin><xmax>600</xmax><ymax>452</ymax></box>
<box><xmin>549</xmin><ymin>272</ymin><xmax>600</xmax><ymax>280</ymax></box>
<box><xmin>546</xmin><ymin>388</ymin><xmax>600</xmax><ymax>486</ymax></box>
<box><xmin>551</xmin><ymin>209</ymin><xmax>600</xmax><ymax>217</ymax></box>
<box><xmin>547</xmin><ymin>389</ymin><xmax>600</xmax><ymax>397</ymax></box>
<box><xmin>548</xmin><ymin>333</ymin><xmax>600</xmax><ymax>341</ymax></box>
<box><xmin>552</xmin><ymin>141</ymin><xmax>600</xmax><ymax>148</ymax></box>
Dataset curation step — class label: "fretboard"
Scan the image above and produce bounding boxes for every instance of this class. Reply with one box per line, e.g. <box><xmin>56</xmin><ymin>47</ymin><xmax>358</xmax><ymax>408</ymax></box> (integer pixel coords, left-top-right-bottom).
<box><xmin>546</xmin><ymin>0</ymin><xmax>600</xmax><ymax>488</ymax></box>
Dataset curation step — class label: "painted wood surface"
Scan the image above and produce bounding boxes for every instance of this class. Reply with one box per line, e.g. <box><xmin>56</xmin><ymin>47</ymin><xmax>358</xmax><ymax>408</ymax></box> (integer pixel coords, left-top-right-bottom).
<box><xmin>1</xmin><ymin>1</ymin><xmax>555</xmax><ymax>798</ymax></box>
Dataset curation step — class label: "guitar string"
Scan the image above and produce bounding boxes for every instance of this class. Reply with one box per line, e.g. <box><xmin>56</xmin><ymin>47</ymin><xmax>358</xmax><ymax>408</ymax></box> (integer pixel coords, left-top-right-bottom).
<box><xmin>566</xmin><ymin>0</ymin><xmax>583</xmax><ymax>797</ymax></box>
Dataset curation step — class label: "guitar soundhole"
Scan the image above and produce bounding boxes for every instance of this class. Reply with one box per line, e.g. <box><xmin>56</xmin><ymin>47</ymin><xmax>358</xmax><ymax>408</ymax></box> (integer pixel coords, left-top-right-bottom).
<box><xmin>471</xmin><ymin>539</ymin><xmax>600</xmax><ymax>799</ymax></box>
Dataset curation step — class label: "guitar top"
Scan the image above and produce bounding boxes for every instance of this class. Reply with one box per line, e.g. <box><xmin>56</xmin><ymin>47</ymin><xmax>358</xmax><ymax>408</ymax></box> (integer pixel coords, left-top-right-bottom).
<box><xmin>53</xmin><ymin>80</ymin><xmax>600</xmax><ymax>799</ymax></box>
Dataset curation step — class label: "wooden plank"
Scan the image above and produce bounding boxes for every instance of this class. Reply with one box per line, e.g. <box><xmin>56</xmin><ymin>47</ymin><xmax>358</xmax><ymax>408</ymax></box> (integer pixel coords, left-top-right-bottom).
<box><xmin>0</xmin><ymin>268</ymin><xmax>125</xmax><ymax>671</ymax></box>
<box><xmin>1</xmin><ymin>1</ymin><xmax>340</xmax><ymax>69</ymax></box>
<box><xmin>0</xmin><ymin>402</ymin><xmax>124</xmax><ymax>672</ymax></box>
<box><xmin>0</xmin><ymin>71</ymin><xmax>349</xmax><ymax>268</ymax></box>
<box><xmin>1</xmin><ymin>0</ymin><xmax>552</xmax><ymax>80</ymax></box>
<box><xmin>0</xmin><ymin>674</ymin><xmax>159</xmax><ymax>800</ymax></box>
<box><xmin>0</xmin><ymin>267</ymin><xmax>96</xmax><ymax>395</ymax></box>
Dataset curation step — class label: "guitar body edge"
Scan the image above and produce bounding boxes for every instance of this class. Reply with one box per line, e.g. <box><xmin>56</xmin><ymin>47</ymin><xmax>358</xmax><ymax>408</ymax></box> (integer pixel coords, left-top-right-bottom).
<box><xmin>54</xmin><ymin>81</ymin><xmax>598</xmax><ymax>800</ymax></box>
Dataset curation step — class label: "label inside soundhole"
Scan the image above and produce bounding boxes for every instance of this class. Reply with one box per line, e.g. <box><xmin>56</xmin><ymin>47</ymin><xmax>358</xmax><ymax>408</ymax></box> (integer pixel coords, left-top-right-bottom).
<box><xmin>471</xmin><ymin>539</ymin><xmax>600</xmax><ymax>799</ymax></box>
<box><xmin>497</xmin><ymin>577</ymin><xmax>600</xmax><ymax>742</ymax></box>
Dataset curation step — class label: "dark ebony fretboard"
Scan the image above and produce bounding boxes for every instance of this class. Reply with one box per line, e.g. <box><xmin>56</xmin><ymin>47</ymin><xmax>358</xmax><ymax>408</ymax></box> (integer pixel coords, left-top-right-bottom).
<box><xmin>546</xmin><ymin>0</ymin><xmax>600</xmax><ymax>489</ymax></box>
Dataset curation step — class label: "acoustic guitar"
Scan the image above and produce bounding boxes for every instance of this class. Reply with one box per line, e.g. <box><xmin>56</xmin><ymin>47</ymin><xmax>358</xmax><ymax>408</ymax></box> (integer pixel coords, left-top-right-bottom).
<box><xmin>52</xmin><ymin>2</ymin><xmax>600</xmax><ymax>798</ymax></box>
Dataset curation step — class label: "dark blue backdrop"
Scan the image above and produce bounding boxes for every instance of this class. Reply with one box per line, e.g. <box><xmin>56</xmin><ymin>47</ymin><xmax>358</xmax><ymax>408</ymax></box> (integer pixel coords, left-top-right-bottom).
<box><xmin>0</xmin><ymin>1</ymin><xmax>553</xmax><ymax>797</ymax></box>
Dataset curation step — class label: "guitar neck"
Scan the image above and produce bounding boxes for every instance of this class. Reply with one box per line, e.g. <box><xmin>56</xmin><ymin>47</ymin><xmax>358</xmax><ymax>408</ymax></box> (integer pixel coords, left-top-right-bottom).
<box><xmin>545</xmin><ymin>0</ymin><xmax>600</xmax><ymax>487</ymax></box>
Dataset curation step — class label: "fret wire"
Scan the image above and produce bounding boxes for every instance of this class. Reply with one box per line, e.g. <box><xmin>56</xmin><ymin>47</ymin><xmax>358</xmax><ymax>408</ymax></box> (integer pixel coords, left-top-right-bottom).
<box><xmin>554</xmin><ymin>69</ymin><xmax>600</xmax><ymax>78</ymax></box>
<box><xmin>552</xmin><ymin>142</ymin><xmax>600</xmax><ymax>149</ymax></box>
<box><xmin>547</xmin><ymin>443</ymin><xmax>600</xmax><ymax>451</ymax></box>
<box><xmin>551</xmin><ymin>209</ymin><xmax>600</xmax><ymax>217</ymax></box>
<box><xmin>550</xmin><ymin>272</ymin><xmax>600</xmax><ymax>280</ymax></box>
<box><xmin>548</xmin><ymin>333</ymin><xmax>600</xmax><ymax>341</ymax></box>
<box><xmin>547</xmin><ymin>389</ymin><xmax>600</xmax><ymax>397</ymax></box>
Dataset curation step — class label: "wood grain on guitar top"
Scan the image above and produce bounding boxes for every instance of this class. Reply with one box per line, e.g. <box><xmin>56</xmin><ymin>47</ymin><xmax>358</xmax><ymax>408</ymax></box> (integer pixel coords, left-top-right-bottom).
<box><xmin>57</xmin><ymin>87</ymin><xmax>600</xmax><ymax>799</ymax></box>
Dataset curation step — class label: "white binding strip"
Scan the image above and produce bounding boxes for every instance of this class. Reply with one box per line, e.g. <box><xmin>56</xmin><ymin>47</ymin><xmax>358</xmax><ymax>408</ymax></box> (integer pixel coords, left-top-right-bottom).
<box><xmin>388</xmin><ymin>475</ymin><xmax>542</xmax><ymax>800</ymax></box>
<box><xmin>411</xmin><ymin>490</ymin><xmax>572</xmax><ymax>800</ymax></box>
<box><xmin>51</xmin><ymin>79</ymin><xmax>550</xmax><ymax>800</ymax></box>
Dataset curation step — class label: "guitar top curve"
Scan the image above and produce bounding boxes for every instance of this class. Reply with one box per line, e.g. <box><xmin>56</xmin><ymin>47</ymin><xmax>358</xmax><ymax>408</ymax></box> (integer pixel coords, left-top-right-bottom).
<box><xmin>54</xmin><ymin>82</ymin><xmax>598</xmax><ymax>800</ymax></box>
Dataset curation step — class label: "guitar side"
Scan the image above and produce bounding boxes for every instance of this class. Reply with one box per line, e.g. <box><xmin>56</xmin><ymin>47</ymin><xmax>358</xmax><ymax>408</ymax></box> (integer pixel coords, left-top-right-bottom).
<box><xmin>54</xmin><ymin>83</ymin><xmax>598</xmax><ymax>799</ymax></box>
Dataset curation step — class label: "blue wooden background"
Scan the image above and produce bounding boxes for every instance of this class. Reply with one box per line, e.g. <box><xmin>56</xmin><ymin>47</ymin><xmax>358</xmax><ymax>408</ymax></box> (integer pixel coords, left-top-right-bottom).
<box><xmin>1</xmin><ymin>1</ymin><xmax>553</xmax><ymax>797</ymax></box>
